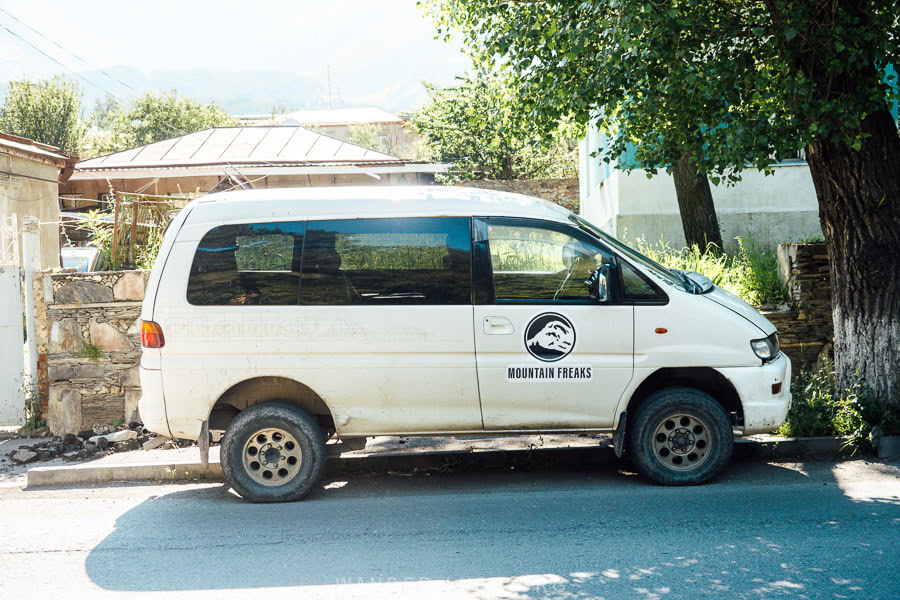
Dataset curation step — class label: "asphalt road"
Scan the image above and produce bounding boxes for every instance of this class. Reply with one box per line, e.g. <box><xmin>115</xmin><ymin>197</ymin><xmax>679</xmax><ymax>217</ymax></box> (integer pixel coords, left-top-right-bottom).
<box><xmin>1</xmin><ymin>457</ymin><xmax>898</xmax><ymax>599</ymax></box>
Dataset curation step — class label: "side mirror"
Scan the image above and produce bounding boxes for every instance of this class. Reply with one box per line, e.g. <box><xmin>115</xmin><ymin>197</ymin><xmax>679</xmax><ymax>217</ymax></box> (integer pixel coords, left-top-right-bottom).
<box><xmin>586</xmin><ymin>264</ymin><xmax>611</xmax><ymax>302</ymax></box>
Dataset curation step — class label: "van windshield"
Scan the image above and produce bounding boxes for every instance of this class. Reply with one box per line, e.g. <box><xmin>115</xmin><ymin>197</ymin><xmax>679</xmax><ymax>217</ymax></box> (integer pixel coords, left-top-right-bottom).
<box><xmin>569</xmin><ymin>214</ymin><xmax>689</xmax><ymax>293</ymax></box>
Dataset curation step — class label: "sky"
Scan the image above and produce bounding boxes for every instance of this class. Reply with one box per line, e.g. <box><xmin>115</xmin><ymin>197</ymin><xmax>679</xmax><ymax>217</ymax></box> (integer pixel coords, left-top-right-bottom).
<box><xmin>0</xmin><ymin>0</ymin><xmax>471</xmax><ymax>111</ymax></box>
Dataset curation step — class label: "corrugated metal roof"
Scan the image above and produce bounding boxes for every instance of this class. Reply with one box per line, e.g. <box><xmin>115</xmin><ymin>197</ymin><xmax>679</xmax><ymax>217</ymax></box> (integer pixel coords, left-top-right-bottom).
<box><xmin>76</xmin><ymin>126</ymin><xmax>401</xmax><ymax>172</ymax></box>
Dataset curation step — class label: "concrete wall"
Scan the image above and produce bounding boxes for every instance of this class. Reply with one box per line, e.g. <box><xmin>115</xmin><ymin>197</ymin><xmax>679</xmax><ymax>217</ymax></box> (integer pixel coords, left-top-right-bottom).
<box><xmin>0</xmin><ymin>152</ymin><xmax>61</xmax><ymax>269</ymax></box>
<box><xmin>34</xmin><ymin>270</ymin><xmax>147</xmax><ymax>435</ymax></box>
<box><xmin>581</xmin><ymin>161</ymin><xmax>822</xmax><ymax>250</ymax></box>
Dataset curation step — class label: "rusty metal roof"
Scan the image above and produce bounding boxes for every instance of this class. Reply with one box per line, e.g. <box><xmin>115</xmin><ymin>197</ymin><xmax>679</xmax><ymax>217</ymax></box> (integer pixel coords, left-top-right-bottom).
<box><xmin>75</xmin><ymin>126</ymin><xmax>407</xmax><ymax>172</ymax></box>
<box><xmin>0</xmin><ymin>132</ymin><xmax>69</xmax><ymax>165</ymax></box>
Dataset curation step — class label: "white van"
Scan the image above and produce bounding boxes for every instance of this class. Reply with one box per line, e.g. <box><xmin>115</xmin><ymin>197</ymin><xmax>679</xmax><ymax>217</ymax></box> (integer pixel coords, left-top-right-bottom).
<box><xmin>139</xmin><ymin>186</ymin><xmax>790</xmax><ymax>502</ymax></box>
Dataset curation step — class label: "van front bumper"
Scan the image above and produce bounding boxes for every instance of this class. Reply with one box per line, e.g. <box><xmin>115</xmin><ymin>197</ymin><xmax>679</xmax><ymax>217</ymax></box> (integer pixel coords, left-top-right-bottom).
<box><xmin>718</xmin><ymin>353</ymin><xmax>792</xmax><ymax>435</ymax></box>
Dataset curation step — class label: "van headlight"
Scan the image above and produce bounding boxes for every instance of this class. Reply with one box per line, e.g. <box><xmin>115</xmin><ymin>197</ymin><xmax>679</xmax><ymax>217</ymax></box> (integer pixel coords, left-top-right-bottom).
<box><xmin>750</xmin><ymin>333</ymin><xmax>780</xmax><ymax>361</ymax></box>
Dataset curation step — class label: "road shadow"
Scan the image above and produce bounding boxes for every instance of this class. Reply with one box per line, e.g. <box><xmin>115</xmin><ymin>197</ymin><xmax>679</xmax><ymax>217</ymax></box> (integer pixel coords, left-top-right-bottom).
<box><xmin>84</xmin><ymin>455</ymin><xmax>900</xmax><ymax>597</ymax></box>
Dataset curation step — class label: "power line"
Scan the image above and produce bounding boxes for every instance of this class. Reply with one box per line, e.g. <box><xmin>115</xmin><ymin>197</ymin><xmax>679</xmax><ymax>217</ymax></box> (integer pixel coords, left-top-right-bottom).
<box><xmin>0</xmin><ymin>13</ymin><xmax>264</xmax><ymax>161</ymax></box>
<box><xmin>0</xmin><ymin>22</ymin><xmax>119</xmax><ymax>99</ymax></box>
<box><xmin>0</xmin><ymin>7</ymin><xmax>135</xmax><ymax>92</ymax></box>
<box><xmin>0</xmin><ymin>20</ymin><xmax>192</xmax><ymax>140</ymax></box>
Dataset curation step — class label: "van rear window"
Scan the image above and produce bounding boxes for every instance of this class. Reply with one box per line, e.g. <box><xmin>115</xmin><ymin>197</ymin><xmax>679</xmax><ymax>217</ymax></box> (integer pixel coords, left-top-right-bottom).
<box><xmin>187</xmin><ymin>222</ymin><xmax>305</xmax><ymax>306</ymax></box>
<box><xmin>186</xmin><ymin>217</ymin><xmax>471</xmax><ymax>306</ymax></box>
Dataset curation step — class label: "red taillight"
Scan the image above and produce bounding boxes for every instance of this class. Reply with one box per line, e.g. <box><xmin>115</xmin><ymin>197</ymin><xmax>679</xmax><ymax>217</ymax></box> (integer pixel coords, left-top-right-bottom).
<box><xmin>141</xmin><ymin>321</ymin><xmax>165</xmax><ymax>348</ymax></box>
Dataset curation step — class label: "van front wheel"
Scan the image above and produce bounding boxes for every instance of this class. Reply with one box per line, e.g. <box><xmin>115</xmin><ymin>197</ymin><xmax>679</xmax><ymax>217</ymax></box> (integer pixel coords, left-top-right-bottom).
<box><xmin>628</xmin><ymin>387</ymin><xmax>733</xmax><ymax>485</ymax></box>
<box><xmin>221</xmin><ymin>402</ymin><xmax>326</xmax><ymax>502</ymax></box>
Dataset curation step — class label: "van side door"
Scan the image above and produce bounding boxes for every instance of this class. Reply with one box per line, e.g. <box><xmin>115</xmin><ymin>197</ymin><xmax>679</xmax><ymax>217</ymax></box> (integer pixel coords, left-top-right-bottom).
<box><xmin>298</xmin><ymin>216</ymin><xmax>481</xmax><ymax>434</ymax></box>
<box><xmin>472</xmin><ymin>217</ymin><xmax>634</xmax><ymax>430</ymax></box>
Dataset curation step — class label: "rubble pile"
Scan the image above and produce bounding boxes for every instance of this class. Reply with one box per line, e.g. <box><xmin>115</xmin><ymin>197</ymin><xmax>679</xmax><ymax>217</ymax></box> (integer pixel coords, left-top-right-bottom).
<box><xmin>5</xmin><ymin>422</ymin><xmax>155</xmax><ymax>465</ymax></box>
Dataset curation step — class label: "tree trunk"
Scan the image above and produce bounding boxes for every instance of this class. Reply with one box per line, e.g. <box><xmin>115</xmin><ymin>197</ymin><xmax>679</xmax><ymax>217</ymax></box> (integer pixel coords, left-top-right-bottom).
<box><xmin>672</xmin><ymin>154</ymin><xmax>724</xmax><ymax>251</ymax></box>
<box><xmin>805</xmin><ymin>109</ymin><xmax>900</xmax><ymax>409</ymax></box>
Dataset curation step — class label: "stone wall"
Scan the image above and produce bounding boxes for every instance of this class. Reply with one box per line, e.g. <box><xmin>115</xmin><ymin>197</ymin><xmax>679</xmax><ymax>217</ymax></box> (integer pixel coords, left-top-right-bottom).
<box><xmin>35</xmin><ymin>270</ymin><xmax>149</xmax><ymax>435</ymax></box>
<box><xmin>459</xmin><ymin>178</ymin><xmax>579</xmax><ymax>213</ymax></box>
<box><xmin>763</xmin><ymin>243</ymin><xmax>833</xmax><ymax>370</ymax></box>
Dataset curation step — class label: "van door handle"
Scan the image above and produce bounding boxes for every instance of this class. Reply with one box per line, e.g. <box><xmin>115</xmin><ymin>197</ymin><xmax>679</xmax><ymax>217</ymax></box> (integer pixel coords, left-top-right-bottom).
<box><xmin>484</xmin><ymin>316</ymin><xmax>514</xmax><ymax>335</ymax></box>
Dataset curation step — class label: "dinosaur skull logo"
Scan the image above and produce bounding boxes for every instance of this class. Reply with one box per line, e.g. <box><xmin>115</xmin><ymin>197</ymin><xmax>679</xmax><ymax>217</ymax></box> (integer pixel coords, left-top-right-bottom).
<box><xmin>524</xmin><ymin>313</ymin><xmax>576</xmax><ymax>362</ymax></box>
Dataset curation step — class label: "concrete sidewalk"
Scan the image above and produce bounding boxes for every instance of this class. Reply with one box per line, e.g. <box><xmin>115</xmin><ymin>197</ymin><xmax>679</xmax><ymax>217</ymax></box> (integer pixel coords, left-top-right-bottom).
<box><xmin>17</xmin><ymin>432</ymin><xmax>861</xmax><ymax>489</ymax></box>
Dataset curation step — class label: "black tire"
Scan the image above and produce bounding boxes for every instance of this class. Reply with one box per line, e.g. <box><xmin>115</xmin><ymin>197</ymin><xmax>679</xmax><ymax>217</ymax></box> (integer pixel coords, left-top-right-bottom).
<box><xmin>221</xmin><ymin>401</ymin><xmax>326</xmax><ymax>503</ymax></box>
<box><xmin>627</xmin><ymin>387</ymin><xmax>733</xmax><ymax>485</ymax></box>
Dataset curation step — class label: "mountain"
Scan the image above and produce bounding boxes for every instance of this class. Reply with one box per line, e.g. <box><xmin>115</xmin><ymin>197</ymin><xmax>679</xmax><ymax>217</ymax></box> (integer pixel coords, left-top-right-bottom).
<box><xmin>75</xmin><ymin>66</ymin><xmax>329</xmax><ymax>115</ymax></box>
<box><xmin>58</xmin><ymin>61</ymin><xmax>467</xmax><ymax>116</ymax></box>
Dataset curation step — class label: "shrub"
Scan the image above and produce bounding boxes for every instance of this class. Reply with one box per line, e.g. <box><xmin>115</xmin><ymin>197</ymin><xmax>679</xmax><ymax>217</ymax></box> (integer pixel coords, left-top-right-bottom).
<box><xmin>21</xmin><ymin>376</ymin><xmax>45</xmax><ymax>431</ymax></box>
<box><xmin>776</xmin><ymin>363</ymin><xmax>899</xmax><ymax>452</ymax></box>
<box><xmin>634</xmin><ymin>236</ymin><xmax>788</xmax><ymax>306</ymax></box>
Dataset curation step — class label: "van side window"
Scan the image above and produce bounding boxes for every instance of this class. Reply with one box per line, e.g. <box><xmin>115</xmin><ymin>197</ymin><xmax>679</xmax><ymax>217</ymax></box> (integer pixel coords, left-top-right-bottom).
<box><xmin>187</xmin><ymin>222</ymin><xmax>305</xmax><ymax>305</ymax></box>
<box><xmin>487</xmin><ymin>223</ymin><xmax>611</xmax><ymax>302</ymax></box>
<box><xmin>301</xmin><ymin>217</ymin><xmax>471</xmax><ymax>305</ymax></box>
<box><xmin>619</xmin><ymin>260</ymin><xmax>667</xmax><ymax>302</ymax></box>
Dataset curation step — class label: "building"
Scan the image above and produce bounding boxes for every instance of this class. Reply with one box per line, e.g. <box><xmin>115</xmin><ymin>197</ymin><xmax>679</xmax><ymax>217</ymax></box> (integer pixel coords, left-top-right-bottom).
<box><xmin>240</xmin><ymin>107</ymin><xmax>419</xmax><ymax>158</ymax></box>
<box><xmin>579</xmin><ymin>74</ymin><xmax>899</xmax><ymax>249</ymax></box>
<box><xmin>0</xmin><ymin>132</ymin><xmax>73</xmax><ymax>269</ymax></box>
<box><xmin>578</xmin><ymin>129</ymin><xmax>822</xmax><ymax>250</ymax></box>
<box><xmin>61</xmin><ymin>125</ymin><xmax>445</xmax><ymax>206</ymax></box>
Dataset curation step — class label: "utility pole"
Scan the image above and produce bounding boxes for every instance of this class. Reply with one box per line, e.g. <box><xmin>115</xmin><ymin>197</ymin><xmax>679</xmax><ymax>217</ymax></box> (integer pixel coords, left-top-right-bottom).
<box><xmin>327</xmin><ymin>65</ymin><xmax>332</xmax><ymax>108</ymax></box>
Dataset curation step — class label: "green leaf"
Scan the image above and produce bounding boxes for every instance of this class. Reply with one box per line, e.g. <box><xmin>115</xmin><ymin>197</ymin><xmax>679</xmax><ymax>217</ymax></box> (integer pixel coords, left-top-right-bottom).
<box><xmin>784</xmin><ymin>27</ymin><xmax>798</xmax><ymax>41</ymax></box>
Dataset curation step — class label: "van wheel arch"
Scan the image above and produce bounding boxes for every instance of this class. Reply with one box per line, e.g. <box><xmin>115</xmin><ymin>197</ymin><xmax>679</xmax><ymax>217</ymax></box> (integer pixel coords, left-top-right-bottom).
<box><xmin>209</xmin><ymin>376</ymin><xmax>336</xmax><ymax>436</ymax></box>
<box><xmin>622</xmin><ymin>367</ymin><xmax>743</xmax><ymax>442</ymax></box>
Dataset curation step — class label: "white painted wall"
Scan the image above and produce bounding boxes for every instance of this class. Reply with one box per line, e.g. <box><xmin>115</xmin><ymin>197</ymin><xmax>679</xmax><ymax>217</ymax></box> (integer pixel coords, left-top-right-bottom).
<box><xmin>0</xmin><ymin>153</ymin><xmax>61</xmax><ymax>269</ymax></box>
<box><xmin>0</xmin><ymin>267</ymin><xmax>25</xmax><ymax>426</ymax></box>
<box><xmin>580</xmin><ymin>153</ymin><xmax>823</xmax><ymax>250</ymax></box>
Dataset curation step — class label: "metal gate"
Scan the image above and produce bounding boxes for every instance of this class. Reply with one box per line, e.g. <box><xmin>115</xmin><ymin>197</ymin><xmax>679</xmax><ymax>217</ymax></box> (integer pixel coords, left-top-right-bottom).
<box><xmin>0</xmin><ymin>214</ymin><xmax>25</xmax><ymax>425</ymax></box>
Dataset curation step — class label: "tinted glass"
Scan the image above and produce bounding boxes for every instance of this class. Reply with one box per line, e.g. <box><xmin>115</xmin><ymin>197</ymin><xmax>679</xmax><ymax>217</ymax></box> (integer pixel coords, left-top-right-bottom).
<box><xmin>187</xmin><ymin>221</ymin><xmax>305</xmax><ymax>305</ymax></box>
<box><xmin>619</xmin><ymin>260</ymin><xmax>666</xmax><ymax>302</ymax></box>
<box><xmin>488</xmin><ymin>223</ymin><xmax>610</xmax><ymax>302</ymax></box>
<box><xmin>301</xmin><ymin>217</ymin><xmax>471</xmax><ymax>305</ymax></box>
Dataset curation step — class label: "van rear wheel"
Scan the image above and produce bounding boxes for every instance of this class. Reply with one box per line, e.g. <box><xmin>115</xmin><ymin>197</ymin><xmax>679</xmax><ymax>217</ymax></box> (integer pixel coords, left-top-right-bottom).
<box><xmin>221</xmin><ymin>402</ymin><xmax>326</xmax><ymax>503</ymax></box>
<box><xmin>628</xmin><ymin>387</ymin><xmax>733</xmax><ymax>485</ymax></box>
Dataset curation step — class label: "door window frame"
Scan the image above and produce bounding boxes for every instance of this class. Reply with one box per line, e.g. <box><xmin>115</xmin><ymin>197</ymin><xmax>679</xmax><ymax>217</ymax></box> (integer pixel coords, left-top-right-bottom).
<box><xmin>472</xmin><ymin>216</ymin><xmax>629</xmax><ymax>305</ymax></box>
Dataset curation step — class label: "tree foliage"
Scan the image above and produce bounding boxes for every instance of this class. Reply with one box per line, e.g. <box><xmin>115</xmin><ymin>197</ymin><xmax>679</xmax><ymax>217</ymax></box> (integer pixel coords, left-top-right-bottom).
<box><xmin>0</xmin><ymin>76</ymin><xmax>85</xmax><ymax>154</ymax></box>
<box><xmin>425</xmin><ymin>1</ymin><xmax>900</xmax><ymax>407</ymax></box>
<box><xmin>409</xmin><ymin>69</ymin><xmax>580</xmax><ymax>182</ymax></box>
<box><xmin>87</xmin><ymin>90</ymin><xmax>237</xmax><ymax>156</ymax></box>
<box><xmin>424</xmin><ymin>0</ymin><xmax>899</xmax><ymax>183</ymax></box>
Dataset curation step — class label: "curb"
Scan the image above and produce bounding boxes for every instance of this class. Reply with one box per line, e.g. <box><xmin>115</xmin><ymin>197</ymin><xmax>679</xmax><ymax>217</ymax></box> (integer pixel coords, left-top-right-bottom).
<box><xmin>734</xmin><ymin>436</ymin><xmax>866</xmax><ymax>460</ymax></box>
<box><xmin>26</xmin><ymin>461</ymin><xmax>223</xmax><ymax>487</ymax></box>
<box><xmin>24</xmin><ymin>436</ymin><xmax>876</xmax><ymax>489</ymax></box>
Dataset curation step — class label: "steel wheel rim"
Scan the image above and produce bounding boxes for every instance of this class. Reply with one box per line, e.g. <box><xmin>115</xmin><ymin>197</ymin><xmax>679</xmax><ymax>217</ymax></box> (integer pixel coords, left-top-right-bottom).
<box><xmin>242</xmin><ymin>427</ymin><xmax>303</xmax><ymax>486</ymax></box>
<box><xmin>651</xmin><ymin>412</ymin><xmax>712</xmax><ymax>472</ymax></box>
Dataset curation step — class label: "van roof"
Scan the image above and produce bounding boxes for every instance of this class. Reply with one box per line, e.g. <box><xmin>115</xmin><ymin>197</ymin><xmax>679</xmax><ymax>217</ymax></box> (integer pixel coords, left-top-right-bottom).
<box><xmin>184</xmin><ymin>186</ymin><xmax>573</xmax><ymax>225</ymax></box>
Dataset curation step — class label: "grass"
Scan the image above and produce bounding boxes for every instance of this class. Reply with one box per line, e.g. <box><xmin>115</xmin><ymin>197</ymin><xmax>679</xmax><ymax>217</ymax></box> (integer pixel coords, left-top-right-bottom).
<box><xmin>80</xmin><ymin>340</ymin><xmax>102</xmax><ymax>360</ymax></box>
<box><xmin>634</xmin><ymin>236</ymin><xmax>788</xmax><ymax>306</ymax></box>
<box><xmin>21</xmin><ymin>375</ymin><xmax>45</xmax><ymax>431</ymax></box>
